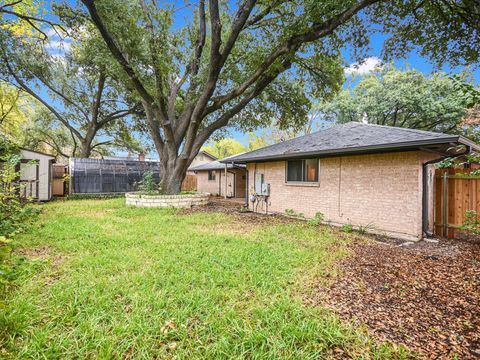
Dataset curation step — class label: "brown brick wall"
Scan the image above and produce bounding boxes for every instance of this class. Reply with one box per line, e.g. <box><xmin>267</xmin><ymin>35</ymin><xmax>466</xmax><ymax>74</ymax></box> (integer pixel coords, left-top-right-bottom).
<box><xmin>196</xmin><ymin>170</ymin><xmax>221</xmax><ymax>195</ymax></box>
<box><xmin>196</xmin><ymin>168</ymin><xmax>247</xmax><ymax>198</ymax></box>
<box><xmin>247</xmin><ymin>151</ymin><xmax>440</xmax><ymax>241</ymax></box>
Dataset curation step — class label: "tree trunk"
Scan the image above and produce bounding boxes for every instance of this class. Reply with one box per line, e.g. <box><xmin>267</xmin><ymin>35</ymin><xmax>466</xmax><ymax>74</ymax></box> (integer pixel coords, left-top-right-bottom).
<box><xmin>157</xmin><ymin>148</ymin><xmax>192</xmax><ymax>194</ymax></box>
<box><xmin>160</xmin><ymin>171</ymin><xmax>184</xmax><ymax>194</ymax></box>
<box><xmin>78</xmin><ymin>142</ymin><xmax>92</xmax><ymax>158</ymax></box>
<box><xmin>78</xmin><ymin>127</ymin><xmax>97</xmax><ymax>158</ymax></box>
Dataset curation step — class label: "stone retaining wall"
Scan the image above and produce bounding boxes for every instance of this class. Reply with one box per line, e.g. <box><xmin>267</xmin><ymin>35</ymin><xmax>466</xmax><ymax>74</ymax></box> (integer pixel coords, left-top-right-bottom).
<box><xmin>125</xmin><ymin>192</ymin><xmax>209</xmax><ymax>208</ymax></box>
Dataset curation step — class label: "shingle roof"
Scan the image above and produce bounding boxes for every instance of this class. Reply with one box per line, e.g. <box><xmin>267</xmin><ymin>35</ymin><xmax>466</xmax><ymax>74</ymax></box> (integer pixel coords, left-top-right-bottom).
<box><xmin>222</xmin><ymin>122</ymin><xmax>479</xmax><ymax>163</ymax></box>
<box><xmin>189</xmin><ymin>160</ymin><xmax>246</xmax><ymax>171</ymax></box>
<box><xmin>199</xmin><ymin>150</ymin><xmax>218</xmax><ymax>160</ymax></box>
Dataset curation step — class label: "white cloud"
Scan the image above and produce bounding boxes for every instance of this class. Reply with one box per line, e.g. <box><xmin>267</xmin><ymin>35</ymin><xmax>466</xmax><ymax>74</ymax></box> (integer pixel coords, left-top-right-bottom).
<box><xmin>344</xmin><ymin>57</ymin><xmax>382</xmax><ymax>75</ymax></box>
<box><xmin>46</xmin><ymin>40</ymin><xmax>71</xmax><ymax>52</ymax></box>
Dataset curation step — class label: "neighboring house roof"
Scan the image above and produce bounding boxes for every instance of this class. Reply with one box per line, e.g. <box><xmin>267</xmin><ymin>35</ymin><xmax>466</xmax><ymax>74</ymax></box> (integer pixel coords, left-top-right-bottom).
<box><xmin>103</xmin><ymin>155</ymin><xmax>158</xmax><ymax>162</ymax></box>
<box><xmin>199</xmin><ymin>150</ymin><xmax>218</xmax><ymax>160</ymax></box>
<box><xmin>189</xmin><ymin>160</ymin><xmax>246</xmax><ymax>171</ymax></box>
<box><xmin>222</xmin><ymin>122</ymin><xmax>480</xmax><ymax>163</ymax></box>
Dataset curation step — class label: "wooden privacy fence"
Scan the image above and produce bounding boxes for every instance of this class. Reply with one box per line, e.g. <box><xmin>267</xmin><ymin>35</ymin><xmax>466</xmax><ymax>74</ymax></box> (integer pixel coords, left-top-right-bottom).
<box><xmin>434</xmin><ymin>168</ymin><xmax>480</xmax><ymax>238</ymax></box>
<box><xmin>181</xmin><ymin>175</ymin><xmax>197</xmax><ymax>191</ymax></box>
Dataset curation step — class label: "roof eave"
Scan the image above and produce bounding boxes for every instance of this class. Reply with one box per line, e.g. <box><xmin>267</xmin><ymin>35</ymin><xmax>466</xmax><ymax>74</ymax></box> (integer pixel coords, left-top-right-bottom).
<box><xmin>224</xmin><ymin>137</ymin><xmax>462</xmax><ymax>163</ymax></box>
<box><xmin>458</xmin><ymin>136</ymin><xmax>480</xmax><ymax>152</ymax></box>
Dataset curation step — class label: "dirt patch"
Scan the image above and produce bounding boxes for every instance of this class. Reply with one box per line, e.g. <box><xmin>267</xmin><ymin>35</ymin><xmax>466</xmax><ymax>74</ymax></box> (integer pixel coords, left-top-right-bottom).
<box><xmin>15</xmin><ymin>246</ymin><xmax>64</xmax><ymax>267</ymax></box>
<box><xmin>180</xmin><ymin>198</ymin><xmax>300</xmax><ymax>226</ymax></box>
<box><xmin>306</xmin><ymin>237</ymin><xmax>480</xmax><ymax>359</ymax></box>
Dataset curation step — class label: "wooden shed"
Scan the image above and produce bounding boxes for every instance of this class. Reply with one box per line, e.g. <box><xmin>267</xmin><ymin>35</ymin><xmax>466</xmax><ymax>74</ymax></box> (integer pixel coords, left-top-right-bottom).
<box><xmin>19</xmin><ymin>148</ymin><xmax>55</xmax><ymax>201</ymax></box>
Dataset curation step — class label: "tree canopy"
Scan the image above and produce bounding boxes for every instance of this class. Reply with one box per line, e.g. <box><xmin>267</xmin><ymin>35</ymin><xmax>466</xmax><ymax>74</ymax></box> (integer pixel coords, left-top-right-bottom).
<box><xmin>1</xmin><ymin>28</ymin><xmax>145</xmax><ymax>157</ymax></box>
<box><xmin>72</xmin><ymin>0</ymin><xmax>480</xmax><ymax>192</ymax></box>
<box><xmin>2</xmin><ymin>0</ymin><xmax>480</xmax><ymax>192</ymax></box>
<box><xmin>202</xmin><ymin>138</ymin><xmax>247</xmax><ymax>159</ymax></box>
<box><xmin>319</xmin><ymin>65</ymin><xmax>480</xmax><ymax>140</ymax></box>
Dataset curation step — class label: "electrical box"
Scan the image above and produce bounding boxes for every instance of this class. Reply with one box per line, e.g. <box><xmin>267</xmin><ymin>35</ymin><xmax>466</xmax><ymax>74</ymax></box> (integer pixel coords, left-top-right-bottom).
<box><xmin>254</xmin><ymin>173</ymin><xmax>269</xmax><ymax>196</ymax></box>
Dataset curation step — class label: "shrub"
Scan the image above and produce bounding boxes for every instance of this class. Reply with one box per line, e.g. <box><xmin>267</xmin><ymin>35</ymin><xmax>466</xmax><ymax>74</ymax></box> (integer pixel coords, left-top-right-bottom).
<box><xmin>460</xmin><ymin>210</ymin><xmax>480</xmax><ymax>235</ymax></box>
<box><xmin>139</xmin><ymin>170</ymin><xmax>160</xmax><ymax>194</ymax></box>
<box><xmin>357</xmin><ymin>223</ymin><xmax>374</xmax><ymax>235</ymax></box>
<box><xmin>0</xmin><ymin>140</ymin><xmax>39</xmax><ymax>292</ymax></box>
<box><xmin>340</xmin><ymin>223</ymin><xmax>353</xmax><ymax>233</ymax></box>
<box><xmin>285</xmin><ymin>208</ymin><xmax>304</xmax><ymax>218</ymax></box>
<box><xmin>307</xmin><ymin>212</ymin><xmax>324</xmax><ymax>226</ymax></box>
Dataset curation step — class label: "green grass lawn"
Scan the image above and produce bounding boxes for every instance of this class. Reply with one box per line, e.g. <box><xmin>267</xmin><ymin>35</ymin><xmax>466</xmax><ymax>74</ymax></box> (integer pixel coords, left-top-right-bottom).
<box><xmin>0</xmin><ymin>199</ymin><xmax>408</xmax><ymax>359</ymax></box>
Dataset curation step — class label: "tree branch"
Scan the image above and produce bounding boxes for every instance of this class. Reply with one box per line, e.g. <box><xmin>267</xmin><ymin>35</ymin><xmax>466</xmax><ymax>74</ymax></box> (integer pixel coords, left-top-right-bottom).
<box><xmin>205</xmin><ymin>0</ymin><xmax>379</xmax><ymax>115</ymax></box>
<box><xmin>91</xmin><ymin>70</ymin><xmax>106</xmax><ymax>124</ymax></box>
<box><xmin>3</xmin><ymin>57</ymin><xmax>84</xmax><ymax>142</ymax></box>
<box><xmin>81</xmin><ymin>0</ymin><xmax>155</xmax><ymax>106</ymax></box>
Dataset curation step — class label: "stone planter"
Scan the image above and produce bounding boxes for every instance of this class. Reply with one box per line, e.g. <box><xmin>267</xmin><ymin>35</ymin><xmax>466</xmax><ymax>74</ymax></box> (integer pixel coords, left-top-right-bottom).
<box><xmin>125</xmin><ymin>192</ymin><xmax>210</xmax><ymax>208</ymax></box>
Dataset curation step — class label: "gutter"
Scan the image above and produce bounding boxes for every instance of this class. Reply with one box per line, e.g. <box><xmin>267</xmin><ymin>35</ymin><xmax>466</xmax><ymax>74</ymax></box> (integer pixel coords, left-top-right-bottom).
<box><xmin>422</xmin><ymin>145</ymin><xmax>471</xmax><ymax>237</ymax></box>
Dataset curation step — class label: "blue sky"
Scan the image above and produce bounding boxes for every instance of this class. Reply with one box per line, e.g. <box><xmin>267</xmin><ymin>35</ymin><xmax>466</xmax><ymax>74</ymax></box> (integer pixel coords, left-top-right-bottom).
<box><xmin>38</xmin><ymin>1</ymin><xmax>480</xmax><ymax>155</ymax></box>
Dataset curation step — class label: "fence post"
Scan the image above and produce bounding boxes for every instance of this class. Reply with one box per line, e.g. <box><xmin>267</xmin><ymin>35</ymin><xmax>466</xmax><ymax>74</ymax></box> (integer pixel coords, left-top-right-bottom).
<box><xmin>442</xmin><ymin>171</ymin><xmax>448</xmax><ymax>237</ymax></box>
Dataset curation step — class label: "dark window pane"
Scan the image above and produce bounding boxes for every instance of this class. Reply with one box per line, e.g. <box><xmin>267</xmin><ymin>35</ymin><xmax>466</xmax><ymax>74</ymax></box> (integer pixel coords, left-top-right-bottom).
<box><xmin>304</xmin><ymin>159</ymin><xmax>318</xmax><ymax>182</ymax></box>
<box><xmin>208</xmin><ymin>170</ymin><xmax>216</xmax><ymax>181</ymax></box>
<box><xmin>287</xmin><ymin>160</ymin><xmax>303</xmax><ymax>181</ymax></box>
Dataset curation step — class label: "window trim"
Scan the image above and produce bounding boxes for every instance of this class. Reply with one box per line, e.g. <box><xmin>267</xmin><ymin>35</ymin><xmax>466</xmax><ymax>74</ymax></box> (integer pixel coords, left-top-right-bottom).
<box><xmin>285</xmin><ymin>158</ymin><xmax>319</xmax><ymax>183</ymax></box>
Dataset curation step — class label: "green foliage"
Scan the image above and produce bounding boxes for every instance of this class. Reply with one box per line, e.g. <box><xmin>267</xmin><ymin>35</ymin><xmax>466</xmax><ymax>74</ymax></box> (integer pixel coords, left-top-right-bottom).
<box><xmin>285</xmin><ymin>208</ymin><xmax>305</xmax><ymax>219</ymax></box>
<box><xmin>460</xmin><ymin>210</ymin><xmax>480</xmax><ymax>235</ymax></box>
<box><xmin>307</xmin><ymin>212</ymin><xmax>325</xmax><ymax>226</ymax></box>
<box><xmin>437</xmin><ymin>157</ymin><xmax>457</xmax><ymax>169</ymax></box>
<box><xmin>320</xmin><ymin>65</ymin><xmax>479</xmax><ymax>139</ymax></box>
<box><xmin>1</xmin><ymin>21</ymin><xmax>145</xmax><ymax>158</ymax></box>
<box><xmin>357</xmin><ymin>223</ymin><xmax>374</xmax><ymax>235</ymax></box>
<box><xmin>0</xmin><ymin>199</ymin><xmax>410</xmax><ymax>358</ymax></box>
<box><xmin>437</xmin><ymin>151</ymin><xmax>480</xmax><ymax>170</ymax></box>
<box><xmin>138</xmin><ymin>170</ymin><xmax>159</xmax><ymax>194</ymax></box>
<box><xmin>66</xmin><ymin>193</ymin><xmax>125</xmax><ymax>200</ymax></box>
<box><xmin>0</xmin><ymin>139</ymin><xmax>39</xmax><ymax>292</ymax></box>
<box><xmin>340</xmin><ymin>224</ymin><xmax>353</xmax><ymax>233</ymax></box>
<box><xmin>202</xmin><ymin>138</ymin><xmax>247</xmax><ymax>159</ymax></box>
<box><xmin>0</xmin><ymin>81</ymin><xmax>32</xmax><ymax>141</ymax></box>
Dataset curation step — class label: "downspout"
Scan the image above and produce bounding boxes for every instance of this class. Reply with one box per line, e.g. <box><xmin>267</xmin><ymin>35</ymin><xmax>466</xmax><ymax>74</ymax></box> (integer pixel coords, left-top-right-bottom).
<box><xmin>245</xmin><ymin>168</ymin><xmax>249</xmax><ymax>208</ymax></box>
<box><xmin>422</xmin><ymin>146</ymin><xmax>471</xmax><ymax>237</ymax></box>
<box><xmin>224</xmin><ymin>163</ymin><xmax>227</xmax><ymax>199</ymax></box>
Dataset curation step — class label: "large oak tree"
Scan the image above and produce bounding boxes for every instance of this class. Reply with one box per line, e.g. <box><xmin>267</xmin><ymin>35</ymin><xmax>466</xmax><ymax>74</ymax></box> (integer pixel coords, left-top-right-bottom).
<box><xmin>74</xmin><ymin>0</ymin><xmax>480</xmax><ymax>193</ymax></box>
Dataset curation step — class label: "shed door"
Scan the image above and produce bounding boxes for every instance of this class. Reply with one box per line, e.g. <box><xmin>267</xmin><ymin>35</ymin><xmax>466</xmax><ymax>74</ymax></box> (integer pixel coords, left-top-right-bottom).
<box><xmin>19</xmin><ymin>161</ymin><xmax>39</xmax><ymax>199</ymax></box>
<box><xmin>225</xmin><ymin>172</ymin><xmax>235</xmax><ymax>198</ymax></box>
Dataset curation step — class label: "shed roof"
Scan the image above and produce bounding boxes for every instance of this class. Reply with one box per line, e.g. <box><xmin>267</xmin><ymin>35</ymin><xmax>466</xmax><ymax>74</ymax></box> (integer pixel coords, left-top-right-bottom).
<box><xmin>20</xmin><ymin>148</ymin><xmax>55</xmax><ymax>159</ymax></box>
<box><xmin>222</xmin><ymin>123</ymin><xmax>480</xmax><ymax>163</ymax></box>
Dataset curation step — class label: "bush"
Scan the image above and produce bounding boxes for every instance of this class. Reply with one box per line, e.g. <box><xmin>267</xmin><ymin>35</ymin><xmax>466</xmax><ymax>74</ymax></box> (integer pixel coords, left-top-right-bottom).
<box><xmin>460</xmin><ymin>210</ymin><xmax>480</xmax><ymax>235</ymax></box>
<box><xmin>340</xmin><ymin>223</ymin><xmax>353</xmax><ymax>233</ymax></box>
<box><xmin>285</xmin><ymin>208</ymin><xmax>304</xmax><ymax>218</ymax></box>
<box><xmin>0</xmin><ymin>140</ymin><xmax>39</xmax><ymax>292</ymax></box>
<box><xmin>307</xmin><ymin>212</ymin><xmax>324</xmax><ymax>226</ymax></box>
<box><xmin>138</xmin><ymin>170</ymin><xmax>161</xmax><ymax>194</ymax></box>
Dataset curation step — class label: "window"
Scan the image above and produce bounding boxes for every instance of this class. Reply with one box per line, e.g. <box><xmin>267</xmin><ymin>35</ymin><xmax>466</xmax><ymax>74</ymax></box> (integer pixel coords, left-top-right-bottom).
<box><xmin>286</xmin><ymin>159</ymin><xmax>319</xmax><ymax>182</ymax></box>
<box><xmin>208</xmin><ymin>170</ymin><xmax>216</xmax><ymax>181</ymax></box>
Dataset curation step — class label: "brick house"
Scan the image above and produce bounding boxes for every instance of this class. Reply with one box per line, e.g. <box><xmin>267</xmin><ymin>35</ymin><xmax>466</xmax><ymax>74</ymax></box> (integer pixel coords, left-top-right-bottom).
<box><xmin>223</xmin><ymin>123</ymin><xmax>480</xmax><ymax>241</ymax></box>
<box><xmin>189</xmin><ymin>160</ymin><xmax>246</xmax><ymax>198</ymax></box>
<box><xmin>186</xmin><ymin>151</ymin><xmax>217</xmax><ymax>175</ymax></box>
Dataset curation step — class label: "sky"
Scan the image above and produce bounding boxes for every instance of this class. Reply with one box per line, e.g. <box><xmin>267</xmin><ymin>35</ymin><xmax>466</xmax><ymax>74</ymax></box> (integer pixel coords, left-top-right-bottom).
<box><xmin>33</xmin><ymin>1</ymin><xmax>480</xmax><ymax>156</ymax></box>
